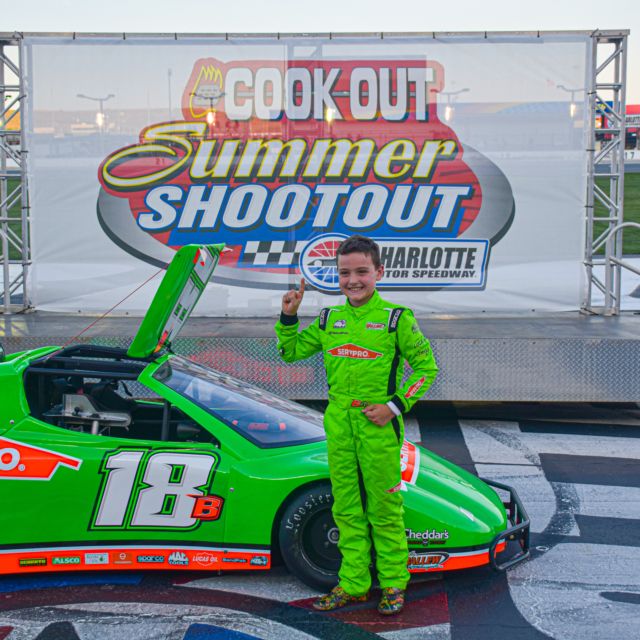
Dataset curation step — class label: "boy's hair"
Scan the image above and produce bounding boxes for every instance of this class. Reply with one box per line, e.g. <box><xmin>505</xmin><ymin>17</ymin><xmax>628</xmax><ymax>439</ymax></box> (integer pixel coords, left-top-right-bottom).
<box><xmin>336</xmin><ymin>235</ymin><xmax>382</xmax><ymax>269</ymax></box>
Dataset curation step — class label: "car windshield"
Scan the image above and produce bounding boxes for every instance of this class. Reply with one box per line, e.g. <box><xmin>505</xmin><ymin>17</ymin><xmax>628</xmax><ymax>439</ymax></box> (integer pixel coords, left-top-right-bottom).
<box><xmin>154</xmin><ymin>356</ymin><xmax>325</xmax><ymax>448</ymax></box>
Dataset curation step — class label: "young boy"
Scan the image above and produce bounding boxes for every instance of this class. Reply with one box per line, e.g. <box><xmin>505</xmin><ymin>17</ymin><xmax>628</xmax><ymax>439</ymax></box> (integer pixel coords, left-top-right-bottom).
<box><xmin>275</xmin><ymin>235</ymin><xmax>438</xmax><ymax>615</ymax></box>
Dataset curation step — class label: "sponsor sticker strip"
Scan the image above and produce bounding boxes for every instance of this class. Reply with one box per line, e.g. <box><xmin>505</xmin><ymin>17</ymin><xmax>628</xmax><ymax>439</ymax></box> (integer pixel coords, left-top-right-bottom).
<box><xmin>0</xmin><ymin>547</ymin><xmax>271</xmax><ymax>575</ymax></box>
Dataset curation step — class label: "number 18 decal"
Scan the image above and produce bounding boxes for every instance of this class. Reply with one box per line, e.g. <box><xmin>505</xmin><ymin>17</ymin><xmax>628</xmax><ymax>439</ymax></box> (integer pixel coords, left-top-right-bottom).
<box><xmin>91</xmin><ymin>449</ymin><xmax>221</xmax><ymax>530</ymax></box>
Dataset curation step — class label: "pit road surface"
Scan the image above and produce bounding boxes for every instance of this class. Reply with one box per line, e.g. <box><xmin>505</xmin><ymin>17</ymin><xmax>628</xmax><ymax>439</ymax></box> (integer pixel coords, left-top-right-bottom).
<box><xmin>1</xmin><ymin>402</ymin><xmax>639</xmax><ymax>640</ymax></box>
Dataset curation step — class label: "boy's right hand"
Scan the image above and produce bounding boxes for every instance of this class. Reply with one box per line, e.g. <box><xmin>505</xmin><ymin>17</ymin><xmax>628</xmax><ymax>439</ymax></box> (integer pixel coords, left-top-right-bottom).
<box><xmin>282</xmin><ymin>279</ymin><xmax>305</xmax><ymax>316</ymax></box>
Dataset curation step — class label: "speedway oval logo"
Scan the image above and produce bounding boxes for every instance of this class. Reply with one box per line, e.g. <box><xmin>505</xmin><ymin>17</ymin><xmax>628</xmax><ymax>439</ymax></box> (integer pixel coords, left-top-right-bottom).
<box><xmin>97</xmin><ymin>56</ymin><xmax>514</xmax><ymax>291</ymax></box>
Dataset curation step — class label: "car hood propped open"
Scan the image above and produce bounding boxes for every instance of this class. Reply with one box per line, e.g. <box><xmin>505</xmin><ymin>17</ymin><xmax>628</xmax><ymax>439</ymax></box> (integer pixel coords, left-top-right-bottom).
<box><xmin>127</xmin><ymin>244</ymin><xmax>224</xmax><ymax>359</ymax></box>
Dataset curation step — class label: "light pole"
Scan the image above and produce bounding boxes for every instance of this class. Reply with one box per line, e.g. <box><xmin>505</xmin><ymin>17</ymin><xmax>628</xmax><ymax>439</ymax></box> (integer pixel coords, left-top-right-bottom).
<box><xmin>191</xmin><ymin>91</ymin><xmax>224</xmax><ymax>137</ymax></box>
<box><xmin>440</xmin><ymin>88</ymin><xmax>469</xmax><ymax>123</ymax></box>
<box><xmin>77</xmin><ymin>93</ymin><xmax>115</xmax><ymax>132</ymax></box>
<box><xmin>556</xmin><ymin>84</ymin><xmax>584</xmax><ymax>119</ymax></box>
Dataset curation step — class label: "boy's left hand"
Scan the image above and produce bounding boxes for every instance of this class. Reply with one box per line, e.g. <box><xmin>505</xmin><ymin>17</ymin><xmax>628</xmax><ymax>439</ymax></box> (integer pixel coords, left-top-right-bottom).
<box><xmin>362</xmin><ymin>404</ymin><xmax>394</xmax><ymax>426</ymax></box>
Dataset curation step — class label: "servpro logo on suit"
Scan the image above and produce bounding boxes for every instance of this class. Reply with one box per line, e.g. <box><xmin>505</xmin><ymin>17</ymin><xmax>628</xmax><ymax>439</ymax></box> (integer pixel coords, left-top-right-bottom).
<box><xmin>327</xmin><ymin>344</ymin><xmax>383</xmax><ymax>359</ymax></box>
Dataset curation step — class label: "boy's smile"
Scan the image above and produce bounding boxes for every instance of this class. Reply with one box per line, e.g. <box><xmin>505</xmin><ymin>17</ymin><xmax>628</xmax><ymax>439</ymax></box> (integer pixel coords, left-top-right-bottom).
<box><xmin>337</xmin><ymin>252</ymin><xmax>384</xmax><ymax>307</ymax></box>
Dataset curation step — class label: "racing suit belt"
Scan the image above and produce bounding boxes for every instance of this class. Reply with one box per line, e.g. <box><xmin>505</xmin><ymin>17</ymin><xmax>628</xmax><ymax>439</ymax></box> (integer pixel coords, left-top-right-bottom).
<box><xmin>328</xmin><ymin>392</ymin><xmax>392</xmax><ymax>409</ymax></box>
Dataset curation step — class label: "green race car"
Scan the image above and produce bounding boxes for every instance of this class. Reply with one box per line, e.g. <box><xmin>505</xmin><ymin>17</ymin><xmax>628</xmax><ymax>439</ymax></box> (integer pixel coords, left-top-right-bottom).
<box><xmin>0</xmin><ymin>244</ymin><xmax>529</xmax><ymax>589</ymax></box>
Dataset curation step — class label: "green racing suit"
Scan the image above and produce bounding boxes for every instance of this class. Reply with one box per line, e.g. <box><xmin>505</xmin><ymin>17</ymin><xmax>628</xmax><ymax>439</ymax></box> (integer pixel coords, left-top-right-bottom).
<box><xmin>275</xmin><ymin>290</ymin><xmax>439</xmax><ymax>594</ymax></box>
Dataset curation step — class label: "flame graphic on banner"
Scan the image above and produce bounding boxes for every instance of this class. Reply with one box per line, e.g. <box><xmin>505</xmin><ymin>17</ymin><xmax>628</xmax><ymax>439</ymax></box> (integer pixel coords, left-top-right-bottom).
<box><xmin>189</xmin><ymin>64</ymin><xmax>224</xmax><ymax>119</ymax></box>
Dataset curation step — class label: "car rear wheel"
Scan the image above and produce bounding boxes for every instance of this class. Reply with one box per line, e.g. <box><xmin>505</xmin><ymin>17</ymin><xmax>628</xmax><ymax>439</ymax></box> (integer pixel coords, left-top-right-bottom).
<box><xmin>279</xmin><ymin>483</ymin><xmax>341</xmax><ymax>591</ymax></box>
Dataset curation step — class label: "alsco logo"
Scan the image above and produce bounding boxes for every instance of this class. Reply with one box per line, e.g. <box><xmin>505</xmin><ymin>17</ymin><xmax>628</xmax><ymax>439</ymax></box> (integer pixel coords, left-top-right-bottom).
<box><xmin>327</xmin><ymin>344</ymin><xmax>383</xmax><ymax>359</ymax></box>
<box><xmin>0</xmin><ymin>437</ymin><xmax>82</xmax><ymax>480</ymax></box>
<box><xmin>96</xmin><ymin>55</ymin><xmax>514</xmax><ymax>291</ymax></box>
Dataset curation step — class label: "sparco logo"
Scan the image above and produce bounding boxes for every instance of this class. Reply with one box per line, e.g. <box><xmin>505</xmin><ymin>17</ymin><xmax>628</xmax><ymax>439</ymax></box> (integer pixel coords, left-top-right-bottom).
<box><xmin>168</xmin><ymin>551</ymin><xmax>189</xmax><ymax>566</ymax></box>
<box><xmin>96</xmin><ymin>55</ymin><xmax>513</xmax><ymax>291</ymax></box>
<box><xmin>327</xmin><ymin>344</ymin><xmax>383</xmax><ymax>360</ymax></box>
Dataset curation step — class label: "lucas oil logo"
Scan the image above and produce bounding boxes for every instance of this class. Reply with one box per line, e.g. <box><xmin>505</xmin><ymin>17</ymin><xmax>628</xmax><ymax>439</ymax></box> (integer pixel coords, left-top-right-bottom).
<box><xmin>0</xmin><ymin>437</ymin><xmax>81</xmax><ymax>480</ymax></box>
<box><xmin>97</xmin><ymin>54</ymin><xmax>513</xmax><ymax>290</ymax></box>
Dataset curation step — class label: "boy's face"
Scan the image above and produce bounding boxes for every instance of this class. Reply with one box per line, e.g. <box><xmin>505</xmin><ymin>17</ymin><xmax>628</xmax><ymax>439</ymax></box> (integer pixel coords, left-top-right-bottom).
<box><xmin>337</xmin><ymin>251</ymin><xmax>384</xmax><ymax>307</ymax></box>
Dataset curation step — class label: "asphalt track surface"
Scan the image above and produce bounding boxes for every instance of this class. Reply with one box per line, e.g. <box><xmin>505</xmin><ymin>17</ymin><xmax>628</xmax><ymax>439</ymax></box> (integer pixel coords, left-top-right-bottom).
<box><xmin>1</xmin><ymin>402</ymin><xmax>639</xmax><ymax>640</ymax></box>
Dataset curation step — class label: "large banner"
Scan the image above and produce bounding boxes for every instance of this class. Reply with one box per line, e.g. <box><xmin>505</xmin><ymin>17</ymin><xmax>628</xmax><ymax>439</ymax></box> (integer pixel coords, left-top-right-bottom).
<box><xmin>24</xmin><ymin>34</ymin><xmax>591</xmax><ymax>314</ymax></box>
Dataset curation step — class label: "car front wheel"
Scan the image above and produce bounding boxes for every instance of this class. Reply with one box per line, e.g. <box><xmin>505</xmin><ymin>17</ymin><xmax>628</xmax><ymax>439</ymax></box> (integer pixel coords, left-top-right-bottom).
<box><xmin>279</xmin><ymin>483</ymin><xmax>341</xmax><ymax>591</ymax></box>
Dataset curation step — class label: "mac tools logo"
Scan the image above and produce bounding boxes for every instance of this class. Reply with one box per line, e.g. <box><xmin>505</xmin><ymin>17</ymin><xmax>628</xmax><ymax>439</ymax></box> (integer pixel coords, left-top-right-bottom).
<box><xmin>97</xmin><ymin>55</ymin><xmax>514</xmax><ymax>291</ymax></box>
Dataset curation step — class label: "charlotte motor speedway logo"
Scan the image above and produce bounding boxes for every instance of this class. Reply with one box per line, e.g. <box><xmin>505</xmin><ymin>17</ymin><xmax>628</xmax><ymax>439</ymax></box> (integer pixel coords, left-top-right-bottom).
<box><xmin>97</xmin><ymin>56</ymin><xmax>514</xmax><ymax>291</ymax></box>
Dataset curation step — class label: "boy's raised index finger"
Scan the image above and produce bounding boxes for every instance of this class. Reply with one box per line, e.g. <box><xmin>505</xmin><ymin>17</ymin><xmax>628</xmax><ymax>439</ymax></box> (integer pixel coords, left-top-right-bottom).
<box><xmin>299</xmin><ymin>279</ymin><xmax>306</xmax><ymax>294</ymax></box>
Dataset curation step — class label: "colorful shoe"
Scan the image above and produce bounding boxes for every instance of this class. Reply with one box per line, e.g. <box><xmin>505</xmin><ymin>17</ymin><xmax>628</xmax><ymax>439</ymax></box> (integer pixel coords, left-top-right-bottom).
<box><xmin>312</xmin><ymin>586</ymin><xmax>369</xmax><ymax>611</ymax></box>
<box><xmin>377</xmin><ymin>587</ymin><xmax>405</xmax><ymax>615</ymax></box>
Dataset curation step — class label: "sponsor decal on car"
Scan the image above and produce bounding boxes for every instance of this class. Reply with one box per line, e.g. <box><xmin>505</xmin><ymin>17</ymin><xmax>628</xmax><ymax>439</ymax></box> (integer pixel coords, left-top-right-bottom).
<box><xmin>400</xmin><ymin>440</ymin><xmax>420</xmax><ymax>486</ymax></box>
<box><xmin>0</xmin><ymin>436</ymin><xmax>81</xmax><ymax>481</ymax></box>
<box><xmin>327</xmin><ymin>344</ymin><xmax>383</xmax><ymax>359</ymax></box>
<box><xmin>18</xmin><ymin>558</ymin><xmax>47</xmax><ymax>567</ymax></box>
<box><xmin>404</xmin><ymin>376</ymin><xmax>426</xmax><ymax>399</ymax></box>
<box><xmin>192</xmin><ymin>552</ymin><xmax>218</xmax><ymax>567</ymax></box>
<box><xmin>91</xmin><ymin>449</ymin><xmax>220</xmax><ymax>530</ymax></box>
<box><xmin>112</xmin><ymin>552</ymin><xmax>134</xmax><ymax>565</ymax></box>
<box><xmin>408</xmin><ymin>551</ymin><xmax>449</xmax><ymax>570</ymax></box>
<box><xmin>52</xmin><ymin>556</ymin><xmax>81</xmax><ymax>565</ymax></box>
<box><xmin>366</xmin><ymin>322</ymin><xmax>386</xmax><ymax>330</ymax></box>
<box><xmin>168</xmin><ymin>551</ymin><xmax>190</xmax><ymax>566</ymax></box>
<box><xmin>250</xmin><ymin>555</ymin><xmax>269</xmax><ymax>566</ymax></box>
<box><xmin>222</xmin><ymin>557</ymin><xmax>247</xmax><ymax>564</ymax></box>
<box><xmin>84</xmin><ymin>552</ymin><xmax>109</xmax><ymax>565</ymax></box>
<box><xmin>406</xmin><ymin>528</ymin><xmax>450</xmax><ymax>545</ymax></box>
<box><xmin>137</xmin><ymin>555</ymin><xmax>165</xmax><ymax>564</ymax></box>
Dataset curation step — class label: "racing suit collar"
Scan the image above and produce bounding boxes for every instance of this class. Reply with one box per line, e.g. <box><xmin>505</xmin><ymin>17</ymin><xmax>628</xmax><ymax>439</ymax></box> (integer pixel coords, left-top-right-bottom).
<box><xmin>346</xmin><ymin>289</ymin><xmax>383</xmax><ymax>317</ymax></box>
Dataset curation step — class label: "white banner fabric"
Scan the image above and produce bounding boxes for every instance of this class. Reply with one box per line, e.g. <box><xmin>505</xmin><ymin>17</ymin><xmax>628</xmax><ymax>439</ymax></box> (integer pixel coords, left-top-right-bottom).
<box><xmin>24</xmin><ymin>34</ymin><xmax>592</xmax><ymax>314</ymax></box>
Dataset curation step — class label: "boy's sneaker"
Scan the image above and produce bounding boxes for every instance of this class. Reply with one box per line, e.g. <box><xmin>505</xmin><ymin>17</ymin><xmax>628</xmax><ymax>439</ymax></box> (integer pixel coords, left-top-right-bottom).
<box><xmin>377</xmin><ymin>587</ymin><xmax>405</xmax><ymax>615</ymax></box>
<box><xmin>312</xmin><ymin>586</ymin><xmax>369</xmax><ymax>611</ymax></box>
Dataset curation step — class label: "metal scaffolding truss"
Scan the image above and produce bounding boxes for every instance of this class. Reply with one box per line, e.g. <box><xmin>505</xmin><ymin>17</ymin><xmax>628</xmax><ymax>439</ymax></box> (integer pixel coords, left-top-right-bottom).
<box><xmin>584</xmin><ymin>30</ymin><xmax>630</xmax><ymax>315</ymax></box>
<box><xmin>0</xmin><ymin>31</ymin><xmax>631</xmax><ymax>314</ymax></box>
<box><xmin>0</xmin><ymin>34</ymin><xmax>29</xmax><ymax>314</ymax></box>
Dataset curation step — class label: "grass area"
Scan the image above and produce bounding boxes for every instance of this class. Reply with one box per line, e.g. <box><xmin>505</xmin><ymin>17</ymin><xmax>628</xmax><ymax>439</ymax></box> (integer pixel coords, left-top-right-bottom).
<box><xmin>594</xmin><ymin>172</ymin><xmax>640</xmax><ymax>255</ymax></box>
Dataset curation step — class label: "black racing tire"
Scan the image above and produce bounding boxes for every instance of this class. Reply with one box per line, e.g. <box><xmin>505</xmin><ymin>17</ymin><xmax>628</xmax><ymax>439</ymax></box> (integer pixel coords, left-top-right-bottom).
<box><xmin>278</xmin><ymin>483</ymin><xmax>341</xmax><ymax>591</ymax></box>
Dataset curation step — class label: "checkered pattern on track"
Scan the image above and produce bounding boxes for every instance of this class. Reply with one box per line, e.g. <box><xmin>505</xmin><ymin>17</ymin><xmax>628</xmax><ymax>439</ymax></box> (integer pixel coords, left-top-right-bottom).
<box><xmin>241</xmin><ymin>240</ymin><xmax>307</xmax><ymax>266</ymax></box>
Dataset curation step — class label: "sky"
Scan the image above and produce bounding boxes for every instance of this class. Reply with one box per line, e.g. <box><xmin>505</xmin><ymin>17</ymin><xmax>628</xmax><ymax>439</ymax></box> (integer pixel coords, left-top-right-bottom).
<box><xmin>2</xmin><ymin>0</ymin><xmax>639</xmax><ymax>102</ymax></box>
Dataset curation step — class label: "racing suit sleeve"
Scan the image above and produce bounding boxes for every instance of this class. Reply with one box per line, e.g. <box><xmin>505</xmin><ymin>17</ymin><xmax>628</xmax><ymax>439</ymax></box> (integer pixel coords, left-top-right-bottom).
<box><xmin>388</xmin><ymin>310</ymin><xmax>439</xmax><ymax>414</ymax></box>
<box><xmin>274</xmin><ymin>312</ymin><xmax>323</xmax><ymax>363</ymax></box>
